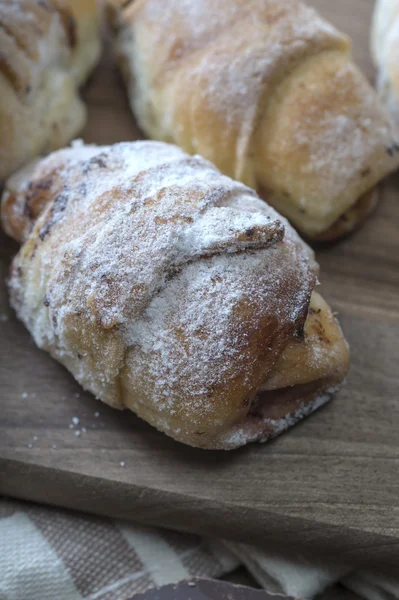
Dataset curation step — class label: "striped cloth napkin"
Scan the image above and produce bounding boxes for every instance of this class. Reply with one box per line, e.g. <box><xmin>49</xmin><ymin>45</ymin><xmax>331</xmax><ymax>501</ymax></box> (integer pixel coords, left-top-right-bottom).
<box><xmin>0</xmin><ymin>498</ymin><xmax>398</xmax><ymax>600</ymax></box>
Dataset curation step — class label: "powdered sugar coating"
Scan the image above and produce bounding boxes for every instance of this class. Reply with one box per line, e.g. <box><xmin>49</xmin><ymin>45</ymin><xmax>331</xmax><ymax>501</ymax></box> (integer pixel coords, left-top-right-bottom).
<box><xmin>118</xmin><ymin>0</ymin><xmax>399</xmax><ymax>237</ymax></box>
<box><xmin>124</xmin><ymin>247</ymin><xmax>312</xmax><ymax>417</ymax></box>
<box><xmin>120</xmin><ymin>0</ymin><xmax>345</xmax><ymax>186</ymax></box>
<box><xmin>0</xmin><ymin>0</ymin><xmax>101</xmax><ymax>182</ymax></box>
<box><xmin>0</xmin><ymin>1</ymin><xmax>69</xmax><ymax>94</ymax></box>
<box><xmin>6</xmin><ymin>141</ymin><xmax>320</xmax><ymax>447</ymax></box>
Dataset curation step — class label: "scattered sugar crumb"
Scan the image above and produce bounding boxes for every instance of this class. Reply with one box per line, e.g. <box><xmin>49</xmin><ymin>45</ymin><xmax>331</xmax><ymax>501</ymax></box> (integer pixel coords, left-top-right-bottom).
<box><xmin>72</xmin><ymin>417</ymin><xmax>79</xmax><ymax>425</ymax></box>
<box><xmin>81</xmin><ymin>427</ymin><xmax>87</xmax><ymax>433</ymax></box>
<box><xmin>27</xmin><ymin>444</ymin><xmax>32</xmax><ymax>449</ymax></box>
<box><xmin>52</xmin><ymin>444</ymin><xmax>57</xmax><ymax>449</ymax></box>
<box><xmin>33</xmin><ymin>436</ymin><xmax>38</xmax><ymax>441</ymax></box>
<box><xmin>69</xmin><ymin>424</ymin><xmax>74</xmax><ymax>429</ymax></box>
<box><xmin>120</xmin><ymin>461</ymin><xmax>125</xmax><ymax>467</ymax></box>
<box><xmin>75</xmin><ymin>430</ymin><xmax>81</xmax><ymax>437</ymax></box>
<box><xmin>94</xmin><ymin>412</ymin><xmax>100</xmax><ymax>418</ymax></box>
<box><xmin>21</xmin><ymin>392</ymin><xmax>28</xmax><ymax>399</ymax></box>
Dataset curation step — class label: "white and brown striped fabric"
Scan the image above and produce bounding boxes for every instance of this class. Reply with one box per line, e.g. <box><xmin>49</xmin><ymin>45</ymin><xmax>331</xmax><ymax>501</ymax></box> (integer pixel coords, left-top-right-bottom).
<box><xmin>0</xmin><ymin>497</ymin><xmax>398</xmax><ymax>600</ymax></box>
<box><xmin>0</xmin><ymin>498</ymin><xmax>237</xmax><ymax>600</ymax></box>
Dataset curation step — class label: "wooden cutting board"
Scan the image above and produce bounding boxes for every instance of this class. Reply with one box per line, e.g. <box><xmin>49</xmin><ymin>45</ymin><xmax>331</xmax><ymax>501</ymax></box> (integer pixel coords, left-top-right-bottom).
<box><xmin>2</xmin><ymin>0</ymin><xmax>399</xmax><ymax>572</ymax></box>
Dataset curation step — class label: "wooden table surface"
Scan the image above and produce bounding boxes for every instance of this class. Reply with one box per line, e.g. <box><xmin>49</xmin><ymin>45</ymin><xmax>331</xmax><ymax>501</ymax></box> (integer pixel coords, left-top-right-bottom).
<box><xmin>1</xmin><ymin>0</ymin><xmax>399</xmax><ymax>579</ymax></box>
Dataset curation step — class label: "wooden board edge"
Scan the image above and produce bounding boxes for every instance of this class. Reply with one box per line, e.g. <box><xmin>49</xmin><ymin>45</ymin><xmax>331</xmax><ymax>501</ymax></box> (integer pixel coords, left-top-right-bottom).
<box><xmin>2</xmin><ymin>456</ymin><xmax>399</xmax><ymax>572</ymax></box>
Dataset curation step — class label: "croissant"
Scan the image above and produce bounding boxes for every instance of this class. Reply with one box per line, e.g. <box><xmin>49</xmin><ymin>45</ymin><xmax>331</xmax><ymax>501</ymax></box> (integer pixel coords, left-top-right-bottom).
<box><xmin>372</xmin><ymin>0</ymin><xmax>399</xmax><ymax>124</ymax></box>
<box><xmin>1</xmin><ymin>141</ymin><xmax>349</xmax><ymax>449</ymax></box>
<box><xmin>112</xmin><ymin>0</ymin><xmax>399</xmax><ymax>241</ymax></box>
<box><xmin>0</xmin><ymin>0</ymin><xmax>101</xmax><ymax>183</ymax></box>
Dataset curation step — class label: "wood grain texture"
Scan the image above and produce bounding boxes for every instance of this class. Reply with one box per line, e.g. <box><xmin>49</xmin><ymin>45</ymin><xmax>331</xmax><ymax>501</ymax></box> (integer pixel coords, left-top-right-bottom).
<box><xmin>1</xmin><ymin>0</ymin><xmax>399</xmax><ymax>574</ymax></box>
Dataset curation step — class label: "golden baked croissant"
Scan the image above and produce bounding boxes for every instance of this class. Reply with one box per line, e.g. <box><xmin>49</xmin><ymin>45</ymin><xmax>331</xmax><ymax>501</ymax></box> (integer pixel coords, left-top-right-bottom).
<box><xmin>0</xmin><ymin>0</ymin><xmax>101</xmax><ymax>182</ymax></box>
<box><xmin>112</xmin><ymin>0</ymin><xmax>399</xmax><ymax>241</ymax></box>
<box><xmin>1</xmin><ymin>141</ymin><xmax>349</xmax><ymax>449</ymax></box>
<box><xmin>372</xmin><ymin>0</ymin><xmax>399</xmax><ymax>124</ymax></box>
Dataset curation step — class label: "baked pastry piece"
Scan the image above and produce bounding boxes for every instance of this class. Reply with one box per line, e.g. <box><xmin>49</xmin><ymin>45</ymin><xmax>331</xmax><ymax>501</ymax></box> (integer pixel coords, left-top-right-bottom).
<box><xmin>112</xmin><ymin>0</ymin><xmax>399</xmax><ymax>241</ymax></box>
<box><xmin>1</xmin><ymin>141</ymin><xmax>349</xmax><ymax>449</ymax></box>
<box><xmin>0</xmin><ymin>0</ymin><xmax>101</xmax><ymax>183</ymax></box>
<box><xmin>372</xmin><ymin>0</ymin><xmax>399</xmax><ymax>124</ymax></box>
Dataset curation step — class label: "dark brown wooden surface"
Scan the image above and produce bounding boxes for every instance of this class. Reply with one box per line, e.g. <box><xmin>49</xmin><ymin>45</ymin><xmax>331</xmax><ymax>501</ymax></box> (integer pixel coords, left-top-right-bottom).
<box><xmin>1</xmin><ymin>0</ymin><xmax>399</xmax><ymax>575</ymax></box>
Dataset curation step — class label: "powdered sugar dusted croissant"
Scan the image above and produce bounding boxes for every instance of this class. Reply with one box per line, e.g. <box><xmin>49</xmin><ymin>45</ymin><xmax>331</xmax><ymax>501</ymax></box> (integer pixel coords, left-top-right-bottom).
<box><xmin>0</xmin><ymin>0</ymin><xmax>101</xmax><ymax>182</ymax></box>
<box><xmin>113</xmin><ymin>0</ymin><xmax>399</xmax><ymax>241</ymax></box>
<box><xmin>372</xmin><ymin>0</ymin><xmax>399</xmax><ymax>124</ymax></box>
<box><xmin>1</xmin><ymin>141</ymin><xmax>349</xmax><ymax>449</ymax></box>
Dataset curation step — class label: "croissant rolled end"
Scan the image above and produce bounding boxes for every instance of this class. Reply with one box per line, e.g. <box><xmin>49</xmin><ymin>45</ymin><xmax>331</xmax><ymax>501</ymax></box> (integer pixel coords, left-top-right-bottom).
<box><xmin>214</xmin><ymin>291</ymin><xmax>349</xmax><ymax>450</ymax></box>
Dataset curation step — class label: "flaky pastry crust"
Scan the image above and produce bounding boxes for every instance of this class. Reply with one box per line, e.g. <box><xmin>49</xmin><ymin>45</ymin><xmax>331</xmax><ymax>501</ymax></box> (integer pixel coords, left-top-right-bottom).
<box><xmin>113</xmin><ymin>0</ymin><xmax>399</xmax><ymax>239</ymax></box>
<box><xmin>1</xmin><ymin>141</ymin><xmax>349</xmax><ymax>449</ymax></box>
<box><xmin>0</xmin><ymin>0</ymin><xmax>101</xmax><ymax>182</ymax></box>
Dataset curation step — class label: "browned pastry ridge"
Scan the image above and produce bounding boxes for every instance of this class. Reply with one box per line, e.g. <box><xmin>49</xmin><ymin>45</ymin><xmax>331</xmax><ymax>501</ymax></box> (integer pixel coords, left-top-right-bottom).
<box><xmin>112</xmin><ymin>0</ymin><xmax>399</xmax><ymax>240</ymax></box>
<box><xmin>1</xmin><ymin>141</ymin><xmax>349</xmax><ymax>449</ymax></box>
<box><xmin>0</xmin><ymin>0</ymin><xmax>101</xmax><ymax>182</ymax></box>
